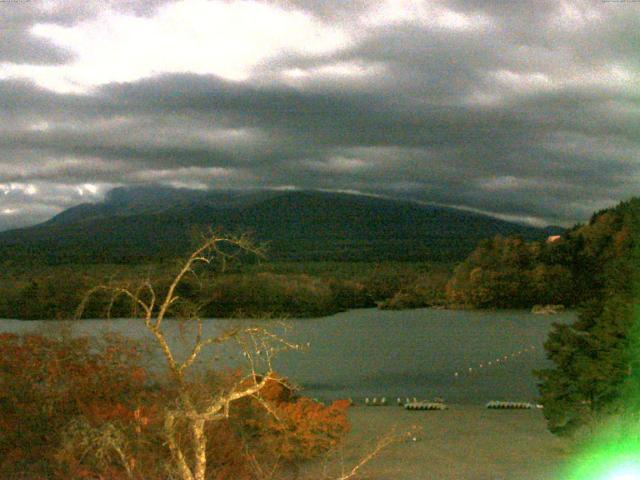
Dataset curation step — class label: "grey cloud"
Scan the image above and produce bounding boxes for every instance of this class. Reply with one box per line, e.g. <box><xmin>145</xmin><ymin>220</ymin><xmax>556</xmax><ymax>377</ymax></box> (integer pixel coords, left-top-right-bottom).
<box><xmin>0</xmin><ymin>2</ymin><xmax>71</xmax><ymax>64</ymax></box>
<box><xmin>1</xmin><ymin>0</ymin><xmax>639</xmax><ymax>229</ymax></box>
<box><xmin>0</xmin><ymin>0</ymin><xmax>172</xmax><ymax>64</ymax></box>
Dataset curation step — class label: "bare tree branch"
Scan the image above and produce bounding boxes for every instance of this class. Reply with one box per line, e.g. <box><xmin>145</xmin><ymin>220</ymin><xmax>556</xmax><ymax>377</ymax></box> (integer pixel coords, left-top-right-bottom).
<box><xmin>334</xmin><ymin>430</ymin><xmax>398</xmax><ymax>480</ymax></box>
<box><xmin>74</xmin><ymin>231</ymin><xmax>303</xmax><ymax>480</ymax></box>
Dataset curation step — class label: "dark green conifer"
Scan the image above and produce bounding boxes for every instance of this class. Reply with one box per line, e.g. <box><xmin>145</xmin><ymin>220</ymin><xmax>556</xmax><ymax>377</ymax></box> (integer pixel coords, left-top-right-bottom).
<box><xmin>536</xmin><ymin>198</ymin><xmax>640</xmax><ymax>435</ymax></box>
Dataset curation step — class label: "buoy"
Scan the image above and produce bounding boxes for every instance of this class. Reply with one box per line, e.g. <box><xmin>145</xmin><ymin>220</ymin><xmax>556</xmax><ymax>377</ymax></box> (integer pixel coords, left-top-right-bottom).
<box><xmin>381</xmin><ymin>397</ymin><xmax>387</xmax><ymax>406</ymax></box>
<box><xmin>454</xmin><ymin>372</ymin><xmax>459</xmax><ymax>377</ymax></box>
<box><xmin>365</xmin><ymin>397</ymin><xmax>370</xmax><ymax>405</ymax></box>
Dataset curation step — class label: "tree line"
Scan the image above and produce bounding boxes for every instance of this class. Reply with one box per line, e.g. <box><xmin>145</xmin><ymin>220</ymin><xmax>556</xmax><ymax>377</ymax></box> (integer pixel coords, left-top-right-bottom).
<box><xmin>536</xmin><ymin>198</ymin><xmax>640</xmax><ymax>436</ymax></box>
<box><xmin>0</xmin><ymin>262</ymin><xmax>450</xmax><ymax>320</ymax></box>
<box><xmin>384</xmin><ymin>197</ymin><xmax>639</xmax><ymax>438</ymax></box>
<box><xmin>1</xmin><ymin>197</ymin><xmax>638</xmax><ymax>446</ymax></box>
<box><xmin>0</xmin><ymin>234</ymin><xmax>385</xmax><ymax>480</ymax></box>
<box><xmin>440</xmin><ymin>196</ymin><xmax>640</xmax><ymax>436</ymax></box>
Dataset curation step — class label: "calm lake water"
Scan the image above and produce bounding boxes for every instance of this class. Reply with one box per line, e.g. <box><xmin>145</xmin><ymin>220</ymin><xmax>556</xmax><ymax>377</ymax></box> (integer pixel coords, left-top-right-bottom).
<box><xmin>0</xmin><ymin>308</ymin><xmax>575</xmax><ymax>404</ymax></box>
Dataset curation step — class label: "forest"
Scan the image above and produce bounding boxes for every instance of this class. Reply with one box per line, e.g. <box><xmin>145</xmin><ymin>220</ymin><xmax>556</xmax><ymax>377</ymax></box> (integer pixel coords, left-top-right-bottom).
<box><xmin>1</xmin><ymin>196</ymin><xmax>635</xmax><ymax>320</ymax></box>
<box><xmin>1</xmin><ymin>197</ymin><xmax>638</xmax><ymax>446</ymax></box>
<box><xmin>536</xmin><ymin>198</ymin><xmax>640</xmax><ymax>436</ymax></box>
<box><xmin>431</xmin><ymin>197</ymin><xmax>640</xmax><ymax>436</ymax></box>
<box><xmin>0</xmin><ymin>261</ymin><xmax>451</xmax><ymax>320</ymax></box>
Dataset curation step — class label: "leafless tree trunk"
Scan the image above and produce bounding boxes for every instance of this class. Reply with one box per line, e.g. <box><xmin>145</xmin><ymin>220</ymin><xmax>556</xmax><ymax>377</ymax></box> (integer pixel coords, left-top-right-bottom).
<box><xmin>77</xmin><ymin>230</ymin><xmax>401</xmax><ymax>480</ymax></box>
<box><xmin>78</xmin><ymin>232</ymin><xmax>299</xmax><ymax>480</ymax></box>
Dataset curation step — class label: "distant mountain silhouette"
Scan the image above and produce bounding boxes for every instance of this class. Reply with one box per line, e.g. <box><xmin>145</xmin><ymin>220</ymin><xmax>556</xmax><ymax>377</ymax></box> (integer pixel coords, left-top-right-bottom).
<box><xmin>0</xmin><ymin>187</ymin><xmax>563</xmax><ymax>264</ymax></box>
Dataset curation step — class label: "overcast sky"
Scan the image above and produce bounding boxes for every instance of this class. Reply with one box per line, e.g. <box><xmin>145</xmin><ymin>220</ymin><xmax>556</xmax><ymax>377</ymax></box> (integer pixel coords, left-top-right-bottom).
<box><xmin>0</xmin><ymin>0</ymin><xmax>638</xmax><ymax>230</ymax></box>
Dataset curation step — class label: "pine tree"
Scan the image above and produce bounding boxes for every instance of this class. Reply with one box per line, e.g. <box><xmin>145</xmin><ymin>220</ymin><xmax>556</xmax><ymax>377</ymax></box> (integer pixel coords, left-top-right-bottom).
<box><xmin>536</xmin><ymin>198</ymin><xmax>640</xmax><ymax>435</ymax></box>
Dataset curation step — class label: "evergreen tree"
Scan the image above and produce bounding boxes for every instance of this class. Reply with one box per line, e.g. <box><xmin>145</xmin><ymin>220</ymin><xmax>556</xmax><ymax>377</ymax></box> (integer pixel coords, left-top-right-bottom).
<box><xmin>536</xmin><ymin>198</ymin><xmax>640</xmax><ymax>435</ymax></box>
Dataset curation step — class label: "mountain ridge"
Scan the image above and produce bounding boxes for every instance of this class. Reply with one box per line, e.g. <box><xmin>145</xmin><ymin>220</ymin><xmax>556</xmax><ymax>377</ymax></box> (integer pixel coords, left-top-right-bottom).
<box><xmin>0</xmin><ymin>187</ymin><xmax>563</xmax><ymax>264</ymax></box>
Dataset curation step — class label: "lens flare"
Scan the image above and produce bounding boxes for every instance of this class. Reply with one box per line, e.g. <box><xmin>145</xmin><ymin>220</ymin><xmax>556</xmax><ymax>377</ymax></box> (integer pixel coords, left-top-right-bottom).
<box><xmin>603</xmin><ymin>462</ymin><xmax>640</xmax><ymax>480</ymax></box>
<box><xmin>562</xmin><ymin>435</ymin><xmax>640</xmax><ymax>480</ymax></box>
<box><xmin>563</xmin><ymin>286</ymin><xmax>640</xmax><ymax>480</ymax></box>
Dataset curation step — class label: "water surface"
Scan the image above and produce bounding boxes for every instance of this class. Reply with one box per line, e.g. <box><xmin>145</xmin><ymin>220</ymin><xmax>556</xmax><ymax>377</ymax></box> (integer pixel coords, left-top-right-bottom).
<box><xmin>0</xmin><ymin>308</ymin><xmax>575</xmax><ymax>404</ymax></box>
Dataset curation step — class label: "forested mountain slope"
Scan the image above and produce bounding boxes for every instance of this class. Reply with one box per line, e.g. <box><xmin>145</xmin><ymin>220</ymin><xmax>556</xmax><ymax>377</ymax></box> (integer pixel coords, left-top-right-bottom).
<box><xmin>0</xmin><ymin>188</ymin><xmax>559</xmax><ymax>264</ymax></box>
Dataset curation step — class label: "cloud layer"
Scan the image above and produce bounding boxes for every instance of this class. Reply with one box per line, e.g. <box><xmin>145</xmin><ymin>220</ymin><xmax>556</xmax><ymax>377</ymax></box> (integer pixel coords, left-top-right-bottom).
<box><xmin>1</xmin><ymin>0</ymin><xmax>639</xmax><ymax>230</ymax></box>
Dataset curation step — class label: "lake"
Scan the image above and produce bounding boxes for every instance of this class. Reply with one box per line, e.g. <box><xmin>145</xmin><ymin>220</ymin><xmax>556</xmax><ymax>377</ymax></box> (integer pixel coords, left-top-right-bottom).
<box><xmin>0</xmin><ymin>308</ymin><xmax>575</xmax><ymax>405</ymax></box>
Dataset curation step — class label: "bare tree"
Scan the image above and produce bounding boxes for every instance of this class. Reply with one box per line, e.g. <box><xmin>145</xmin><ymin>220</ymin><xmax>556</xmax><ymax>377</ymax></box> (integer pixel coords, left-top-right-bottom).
<box><xmin>76</xmin><ymin>230</ymin><xmax>404</xmax><ymax>480</ymax></box>
<box><xmin>307</xmin><ymin>424</ymin><xmax>422</xmax><ymax>480</ymax></box>
<box><xmin>77</xmin><ymin>232</ymin><xmax>301</xmax><ymax>480</ymax></box>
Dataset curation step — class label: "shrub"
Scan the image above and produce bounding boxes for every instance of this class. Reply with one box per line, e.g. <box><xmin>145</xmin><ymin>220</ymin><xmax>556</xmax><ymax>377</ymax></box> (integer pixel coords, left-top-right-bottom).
<box><xmin>0</xmin><ymin>332</ymin><xmax>149</xmax><ymax>479</ymax></box>
<box><xmin>0</xmin><ymin>332</ymin><xmax>350</xmax><ymax>479</ymax></box>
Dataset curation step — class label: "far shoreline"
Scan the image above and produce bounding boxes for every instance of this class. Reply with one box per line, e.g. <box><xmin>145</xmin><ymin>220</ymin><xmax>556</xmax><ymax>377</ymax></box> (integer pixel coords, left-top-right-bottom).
<box><xmin>0</xmin><ymin>304</ymin><xmax>576</xmax><ymax>322</ymax></box>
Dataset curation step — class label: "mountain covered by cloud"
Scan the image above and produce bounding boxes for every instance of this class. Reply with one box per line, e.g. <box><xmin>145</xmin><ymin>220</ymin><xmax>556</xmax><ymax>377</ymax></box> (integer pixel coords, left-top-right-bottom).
<box><xmin>0</xmin><ymin>187</ymin><xmax>562</xmax><ymax>263</ymax></box>
<box><xmin>1</xmin><ymin>0</ymin><xmax>638</xmax><ymax>231</ymax></box>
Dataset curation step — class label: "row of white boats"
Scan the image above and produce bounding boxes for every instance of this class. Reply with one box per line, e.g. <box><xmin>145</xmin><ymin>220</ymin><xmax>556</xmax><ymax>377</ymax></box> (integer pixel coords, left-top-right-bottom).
<box><xmin>357</xmin><ymin>397</ymin><xmax>542</xmax><ymax>410</ymax></box>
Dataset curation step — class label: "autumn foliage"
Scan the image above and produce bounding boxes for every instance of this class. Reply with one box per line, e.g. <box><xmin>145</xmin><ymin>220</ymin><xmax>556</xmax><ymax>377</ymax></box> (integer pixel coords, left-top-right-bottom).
<box><xmin>444</xmin><ymin>234</ymin><xmax>576</xmax><ymax>308</ymax></box>
<box><xmin>537</xmin><ymin>198</ymin><xmax>640</xmax><ymax>435</ymax></box>
<box><xmin>0</xmin><ymin>332</ymin><xmax>349</xmax><ymax>479</ymax></box>
<box><xmin>0</xmin><ymin>332</ymin><xmax>147</xmax><ymax>478</ymax></box>
<box><xmin>244</xmin><ymin>377</ymin><xmax>350</xmax><ymax>464</ymax></box>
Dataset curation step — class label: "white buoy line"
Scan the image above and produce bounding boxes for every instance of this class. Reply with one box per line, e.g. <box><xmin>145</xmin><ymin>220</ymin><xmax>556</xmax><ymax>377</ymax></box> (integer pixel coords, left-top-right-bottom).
<box><xmin>453</xmin><ymin>344</ymin><xmax>538</xmax><ymax>378</ymax></box>
<box><xmin>333</xmin><ymin>397</ymin><xmax>543</xmax><ymax>411</ymax></box>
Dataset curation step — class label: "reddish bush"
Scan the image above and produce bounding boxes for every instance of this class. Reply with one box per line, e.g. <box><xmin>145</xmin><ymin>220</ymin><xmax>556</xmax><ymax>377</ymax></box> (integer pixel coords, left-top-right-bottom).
<box><xmin>228</xmin><ymin>378</ymin><xmax>350</xmax><ymax>476</ymax></box>
<box><xmin>0</xmin><ymin>333</ymin><xmax>350</xmax><ymax>479</ymax></box>
<box><xmin>0</xmin><ymin>332</ymin><xmax>151</xmax><ymax>479</ymax></box>
<box><xmin>261</xmin><ymin>397</ymin><xmax>350</xmax><ymax>461</ymax></box>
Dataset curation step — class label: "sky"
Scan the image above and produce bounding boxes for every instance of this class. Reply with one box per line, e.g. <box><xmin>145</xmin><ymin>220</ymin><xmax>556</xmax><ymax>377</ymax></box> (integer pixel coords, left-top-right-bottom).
<box><xmin>0</xmin><ymin>0</ymin><xmax>639</xmax><ymax>230</ymax></box>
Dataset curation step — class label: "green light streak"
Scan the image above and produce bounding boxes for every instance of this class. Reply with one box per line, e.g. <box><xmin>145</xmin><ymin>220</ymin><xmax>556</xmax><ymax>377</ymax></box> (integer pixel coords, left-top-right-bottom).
<box><xmin>562</xmin><ymin>428</ymin><xmax>640</xmax><ymax>479</ymax></box>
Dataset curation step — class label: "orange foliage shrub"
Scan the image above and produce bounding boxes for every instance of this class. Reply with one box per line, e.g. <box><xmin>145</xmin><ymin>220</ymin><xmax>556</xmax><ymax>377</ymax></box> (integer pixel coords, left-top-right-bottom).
<box><xmin>226</xmin><ymin>375</ymin><xmax>350</xmax><ymax>476</ymax></box>
<box><xmin>0</xmin><ymin>333</ymin><xmax>350</xmax><ymax>480</ymax></box>
<box><xmin>264</xmin><ymin>398</ymin><xmax>351</xmax><ymax>460</ymax></box>
<box><xmin>0</xmin><ymin>332</ymin><xmax>151</xmax><ymax>479</ymax></box>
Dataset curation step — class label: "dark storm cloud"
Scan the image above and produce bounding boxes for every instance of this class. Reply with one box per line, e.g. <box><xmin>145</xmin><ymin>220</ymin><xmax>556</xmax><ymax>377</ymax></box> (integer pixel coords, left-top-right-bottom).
<box><xmin>1</xmin><ymin>0</ymin><xmax>639</xmax><ymax>230</ymax></box>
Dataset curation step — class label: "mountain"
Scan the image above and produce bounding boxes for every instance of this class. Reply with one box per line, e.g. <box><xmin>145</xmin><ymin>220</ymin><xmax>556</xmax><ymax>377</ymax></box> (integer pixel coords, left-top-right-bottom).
<box><xmin>43</xmin><ymin>186</ymin><xmax>279</xmax><ymax>227</ymax></box>
<box><xmin>0</xmin><ymin>188</ymin><xmax>562</xmax><ymax>264</ymax></box>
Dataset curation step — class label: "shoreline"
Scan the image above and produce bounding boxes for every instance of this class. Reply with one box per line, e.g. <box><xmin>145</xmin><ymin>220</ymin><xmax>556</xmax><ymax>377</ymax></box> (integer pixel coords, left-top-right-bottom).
<box><xmin>0</xmin><ymin>304</ymin><xmax>576</xmax><ymax>322</ymax></box>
